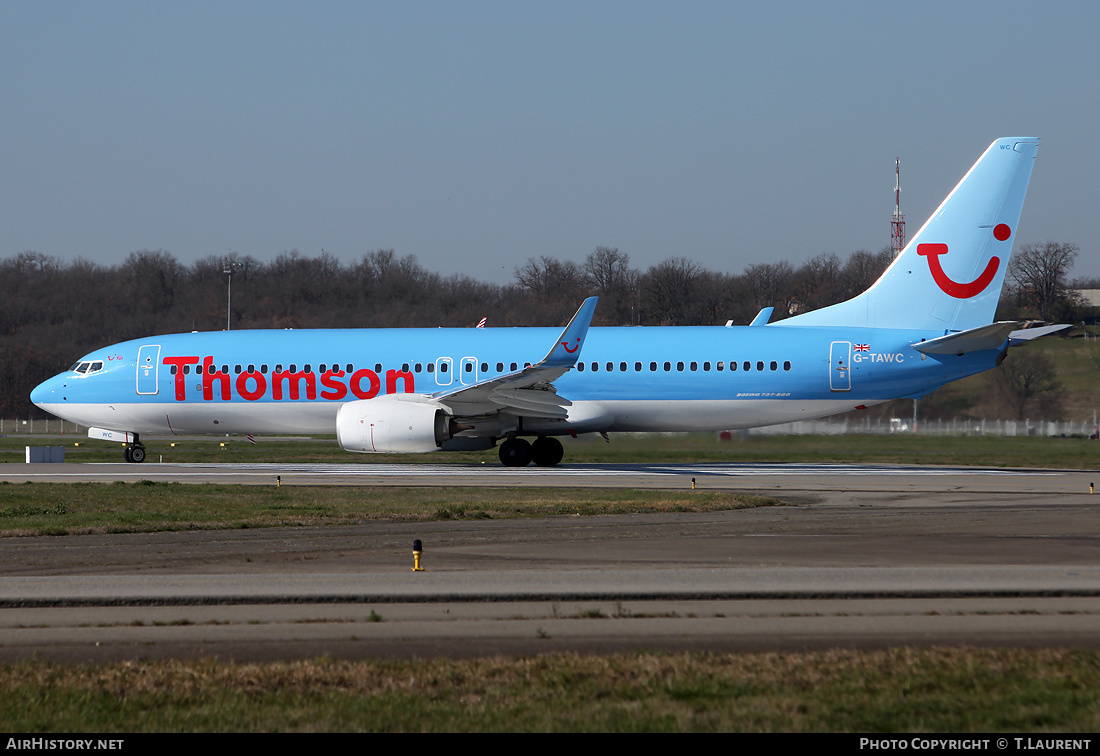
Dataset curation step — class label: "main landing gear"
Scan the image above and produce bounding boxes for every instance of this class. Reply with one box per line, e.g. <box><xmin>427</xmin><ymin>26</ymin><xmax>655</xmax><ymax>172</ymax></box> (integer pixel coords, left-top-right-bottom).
<box><xmin>498</xmin><ymin>436</ymin><xmax>564</xmax><ymax>468</ymax></box>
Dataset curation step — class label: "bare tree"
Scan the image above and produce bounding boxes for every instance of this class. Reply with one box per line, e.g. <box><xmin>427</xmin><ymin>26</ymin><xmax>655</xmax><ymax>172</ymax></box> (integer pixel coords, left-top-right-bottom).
<box><xmin>583</xmin><ymin>247</ymin><xmax>637</xmax><ymax>324</ymax></box>
<box><xmin>118</xmin><ymin>249</ymin><xmax>185</xmax><ymax>318</ymax></box>
<box><xmin>514</xmin><ymin>256</ymin><xmax>583</xmax><ymax>299</ymax></box>
<box><xmin>841</xmin><ymin>248</ymin><xmax>893</xmax><ymax>299</ymax></box>
<box><xmin>641</xmin><ymin>257</ymin><xmax>702</xmax><ymax>325</ymax></box>
<box><xmin>742</xmin><ymin>261</ymin><xmax>796</xmax><ymax>317</ymax></box>
<box><xmin>1008</xmin><ymin>242</ymin><xmax>1079</xmax><ymax>321</ymax></box>
<box><xmin>793</xmin><ymin>252</ymin><xmax>843</xmax><ymax>312</ymax></box>
<box><xmin>987</xmin><ymin>350</ymin><xmax>1064</xmax><ymax>420</ymax></box>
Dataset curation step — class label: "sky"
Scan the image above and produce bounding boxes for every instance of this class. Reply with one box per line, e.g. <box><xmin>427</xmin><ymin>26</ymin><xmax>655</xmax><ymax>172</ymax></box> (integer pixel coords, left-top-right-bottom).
<box><xmin>3</xmin><ymin>1</ymin><xmax>1098</xmax><ymax>283</ymax></box>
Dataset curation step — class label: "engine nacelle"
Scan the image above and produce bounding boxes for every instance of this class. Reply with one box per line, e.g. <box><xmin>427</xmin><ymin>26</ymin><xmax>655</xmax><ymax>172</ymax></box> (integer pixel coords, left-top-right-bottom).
<box><xmin>336</xmin><ymin>395</ymin><xmax>451</xmax><ymax>453</ymax></box>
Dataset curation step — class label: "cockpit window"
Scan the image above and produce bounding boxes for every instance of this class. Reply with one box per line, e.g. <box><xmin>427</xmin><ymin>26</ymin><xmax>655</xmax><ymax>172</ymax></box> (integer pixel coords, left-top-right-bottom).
<box><xmin>71</xmin><ymin>361</ymin><xmax>104</xmax><ymax>375</ymax></box>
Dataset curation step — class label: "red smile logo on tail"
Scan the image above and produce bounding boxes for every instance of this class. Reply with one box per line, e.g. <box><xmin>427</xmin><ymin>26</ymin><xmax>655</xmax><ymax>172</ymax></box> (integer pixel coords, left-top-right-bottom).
<box><xmin>917</xmin><ymin>224</ymin><xmax>1011</xmax><ymax>299</ymax></box>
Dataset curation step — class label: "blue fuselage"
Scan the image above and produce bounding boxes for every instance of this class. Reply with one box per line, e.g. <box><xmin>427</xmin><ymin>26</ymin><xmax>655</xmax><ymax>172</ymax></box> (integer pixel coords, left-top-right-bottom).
<box><xmin>31</xmin><ymin>324</ymin><xmax>998</xmax><ymax>436</ymax></box>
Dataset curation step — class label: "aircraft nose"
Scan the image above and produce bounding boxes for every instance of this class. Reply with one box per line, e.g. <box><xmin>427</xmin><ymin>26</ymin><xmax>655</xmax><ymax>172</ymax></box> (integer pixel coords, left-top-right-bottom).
<box><xmin>30</xmin><ymin>374</ymin><xmax>65</xmax><ymax>408</ymax></box>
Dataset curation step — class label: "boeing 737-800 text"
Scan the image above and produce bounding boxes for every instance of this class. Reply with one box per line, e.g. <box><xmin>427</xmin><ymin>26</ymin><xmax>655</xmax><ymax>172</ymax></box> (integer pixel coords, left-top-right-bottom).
<box><xmin>32</xmin><ymin>138</ymin><xmax>1049</xmax><ymax>466</ymax></box>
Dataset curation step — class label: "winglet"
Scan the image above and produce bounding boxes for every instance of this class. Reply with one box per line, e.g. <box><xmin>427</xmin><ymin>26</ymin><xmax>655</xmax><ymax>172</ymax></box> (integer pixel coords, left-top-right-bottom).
<box><xmin>749</xmin><ymin>307</ymin><xmax>774</xmax><ymax>326</ymax></box>
<box><xmin>540</xmin><ymin>296</ymin><xmax>598</xmax><ymax>368</ymax></box>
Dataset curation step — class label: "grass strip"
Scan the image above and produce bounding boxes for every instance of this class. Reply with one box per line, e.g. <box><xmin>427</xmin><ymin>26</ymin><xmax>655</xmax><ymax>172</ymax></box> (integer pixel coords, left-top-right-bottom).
<box><xmin>1</xmin><ymin>648</ymin><xmax>1098</xmax><ymax>732</ymax></box>
<box><xmin>0</xmin><ymin>482</ymin><xmax>777</xmax><ymax>537</ymax></box>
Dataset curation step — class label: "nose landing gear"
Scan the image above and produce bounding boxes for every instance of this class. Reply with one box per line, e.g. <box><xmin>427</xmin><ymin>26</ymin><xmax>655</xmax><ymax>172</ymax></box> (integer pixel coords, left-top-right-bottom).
<box><xmin>123</xmin><ymin>435</ymin><xmax>146</xmax><ymax>463</ymax></box>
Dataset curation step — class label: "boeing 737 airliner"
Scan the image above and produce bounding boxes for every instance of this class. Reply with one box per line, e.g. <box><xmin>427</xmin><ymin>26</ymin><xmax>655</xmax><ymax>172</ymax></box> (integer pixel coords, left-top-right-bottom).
<box><xmin>32</xmin><ymin>138</ymin><xmax>1049</xmax><ymax>466</ymax></box>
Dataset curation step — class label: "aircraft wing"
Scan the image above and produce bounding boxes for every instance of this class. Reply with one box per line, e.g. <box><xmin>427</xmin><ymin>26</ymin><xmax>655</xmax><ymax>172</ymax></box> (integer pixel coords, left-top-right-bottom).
<box><xmin>430</xmin><ymin>297</ymin><xmax>598</xmax><ymax>419</ymax></box>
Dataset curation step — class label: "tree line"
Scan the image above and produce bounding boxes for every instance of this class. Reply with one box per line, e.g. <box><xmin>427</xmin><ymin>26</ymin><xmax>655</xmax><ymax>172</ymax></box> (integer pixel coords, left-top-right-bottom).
<box><xmin>1</xmin><ymin>242</ymin><xmax>1085</xmax><ymax>419</ymax></box>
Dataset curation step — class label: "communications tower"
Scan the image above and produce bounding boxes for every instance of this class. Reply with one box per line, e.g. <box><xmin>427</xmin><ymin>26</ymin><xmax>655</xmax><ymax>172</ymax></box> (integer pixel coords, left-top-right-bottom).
<box><xmin>891</xmin><ymin>157</ymin><xmax>906</xmax><ymax>257</ymax></box>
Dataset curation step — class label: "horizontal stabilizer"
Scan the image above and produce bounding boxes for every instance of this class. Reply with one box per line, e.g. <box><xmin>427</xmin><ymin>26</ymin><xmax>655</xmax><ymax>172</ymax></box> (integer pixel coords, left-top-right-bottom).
<box><xmin>911</xmin><ymin>322</ymin><xmax>1018</xmax><ymax>355</ymax></box>
<box><xmin>1008</xmin><ymin>323</ymin><xmax>1072</xmax><ymax>346</ymax></box>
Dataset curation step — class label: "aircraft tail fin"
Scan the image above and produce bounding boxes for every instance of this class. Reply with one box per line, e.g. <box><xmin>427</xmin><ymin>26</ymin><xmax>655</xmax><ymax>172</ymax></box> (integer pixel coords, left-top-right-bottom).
<box><xmin>779</xmin><ymin>137</ymin><xmax>1039</xmax><ymax>332</ymax></box>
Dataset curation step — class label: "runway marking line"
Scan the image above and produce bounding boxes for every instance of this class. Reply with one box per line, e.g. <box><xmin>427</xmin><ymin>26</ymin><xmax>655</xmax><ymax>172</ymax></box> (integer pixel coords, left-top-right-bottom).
<box><xmin>8</xmin><ymin>463</ymin><xmax>1063</xmax><ymax>479</ymax></box>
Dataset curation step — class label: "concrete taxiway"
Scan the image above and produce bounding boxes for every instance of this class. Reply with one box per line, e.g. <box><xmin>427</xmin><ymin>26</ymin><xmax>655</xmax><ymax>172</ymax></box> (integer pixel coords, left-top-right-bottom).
<box><xmin>4</xmin><ymin>459</ymin><xmax>1092</xmax><ymax>492</ymax></box>
<box><xmin>0</xmin><ymin>461</ymin><xmax>1098</xmax><ymax>660</ymax></box>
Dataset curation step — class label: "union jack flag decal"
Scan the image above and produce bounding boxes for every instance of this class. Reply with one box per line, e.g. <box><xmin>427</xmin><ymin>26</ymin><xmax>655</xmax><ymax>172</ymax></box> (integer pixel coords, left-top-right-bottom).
<box><xmin>854</xmin><ymin>343</ymin><xmax>870</xmax><ymax>352</ymax></box>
